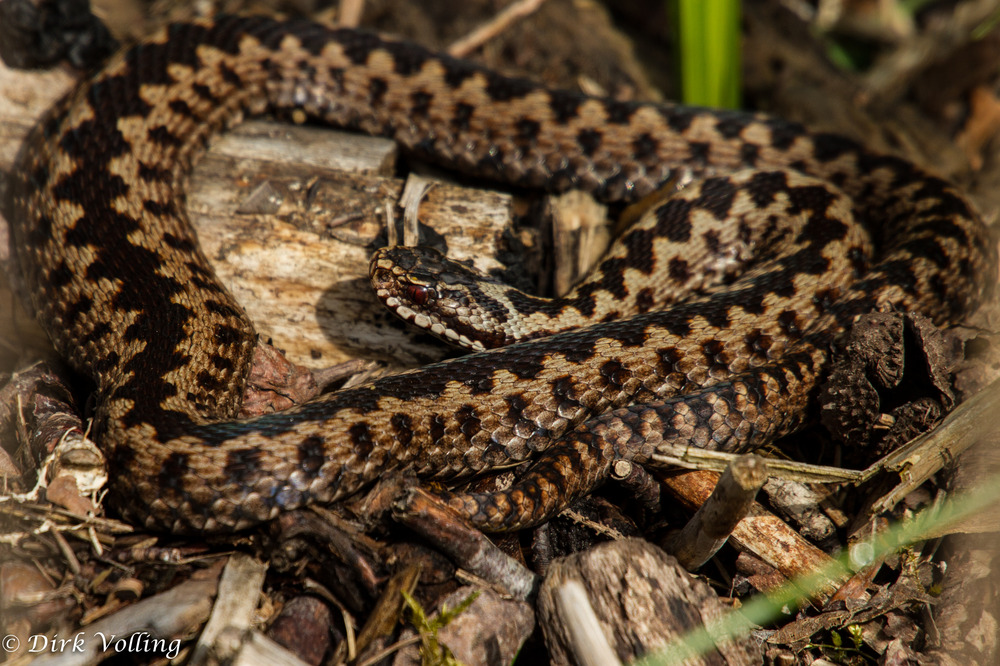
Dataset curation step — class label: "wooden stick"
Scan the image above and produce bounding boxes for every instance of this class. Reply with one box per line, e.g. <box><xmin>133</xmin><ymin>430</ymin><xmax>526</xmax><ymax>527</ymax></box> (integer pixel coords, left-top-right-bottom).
<box><xmin>448</xmin><ymin>0</ymin><xmax>549</xmax><ymax>58</ymax></box>
<box><xmin>392</xmin><ymin>488</ymin><xmax>539</xmax><ymax>600</ymax></box>
<box><xmin>662</xmin><ymin>455</ymin><xmax>768</xmax><ymax>570</ymax></box>
<box><xmin>553</xmin><ymin>581</ymin><xmax>622</xmax><ymax>666</ymax></box>
<box><xmin>660</xmin><ymin>470</ymin><xmax>849</xmax><ymax>603</ymax></box>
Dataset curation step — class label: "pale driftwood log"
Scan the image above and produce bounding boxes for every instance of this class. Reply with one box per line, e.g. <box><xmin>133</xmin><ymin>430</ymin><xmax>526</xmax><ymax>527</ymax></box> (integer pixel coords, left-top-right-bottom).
<box><xmin>188</xmin><ymin>119</ymin><xmax>515</xmax><ymax>373</ymax></box>
<box><xmin>663</xmin><ymin>454</ymin><xmax>769</xmax><ymax>571</ymax></box>
<box><xmin>537</xmin><ymin>538</ymin><xmax>763</xmax><ymax>665</ymax></box>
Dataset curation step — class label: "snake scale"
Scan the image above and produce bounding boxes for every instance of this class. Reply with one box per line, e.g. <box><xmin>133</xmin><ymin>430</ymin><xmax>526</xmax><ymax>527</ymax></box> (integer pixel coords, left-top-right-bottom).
<box><xmin>9</xmin><ymin>14</ymin><xmax>995</xmax><ymax>533</ymax></box>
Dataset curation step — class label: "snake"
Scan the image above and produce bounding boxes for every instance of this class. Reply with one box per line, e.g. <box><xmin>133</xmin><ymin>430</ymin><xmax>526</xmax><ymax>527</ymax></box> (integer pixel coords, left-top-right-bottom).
<box><xmin>8</xmin><ymin>14</ymin><xmax>995</xmax><ymax>534</ymax></box>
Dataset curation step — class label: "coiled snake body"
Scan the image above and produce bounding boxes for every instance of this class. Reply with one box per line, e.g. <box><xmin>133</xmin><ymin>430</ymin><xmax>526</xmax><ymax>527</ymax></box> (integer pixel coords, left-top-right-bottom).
<box><xmin>9</xmin><ymin>15</ymin><xmax>995</xmax><ymax>533</ymax></box>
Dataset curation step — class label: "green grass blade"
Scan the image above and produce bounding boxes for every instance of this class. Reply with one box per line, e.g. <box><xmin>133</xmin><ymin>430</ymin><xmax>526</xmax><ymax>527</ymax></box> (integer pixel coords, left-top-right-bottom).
<box><xmin>673</xmin><ymin>0</ymin><xmax>742</xmax><ymax>108</ymax></box>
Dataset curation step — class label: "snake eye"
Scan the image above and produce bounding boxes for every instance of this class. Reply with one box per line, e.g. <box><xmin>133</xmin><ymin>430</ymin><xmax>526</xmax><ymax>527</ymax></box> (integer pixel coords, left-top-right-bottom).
<box><xmin>406</xmin><ymin>284</ymin><xmax>434</xmax><ymax>306</ymax></box>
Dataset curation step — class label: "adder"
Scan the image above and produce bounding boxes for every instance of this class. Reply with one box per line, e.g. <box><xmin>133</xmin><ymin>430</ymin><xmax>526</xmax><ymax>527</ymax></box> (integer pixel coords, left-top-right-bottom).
<box><xmin>8</xmin><ymin>14</ymin><xmax>995</xmax><ymax>533</ymax></box>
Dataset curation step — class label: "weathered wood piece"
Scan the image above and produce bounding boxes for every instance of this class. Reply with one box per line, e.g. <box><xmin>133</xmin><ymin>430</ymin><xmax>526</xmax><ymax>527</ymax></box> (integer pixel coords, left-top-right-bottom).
<box><xmin>537</xmin><ymin>538</ymin><xmax>763</xmax><ymax>665</ymax></box>
<box><xmin>660</xmin><ymin>470</ymin><xmax>849</xmax><ymax>602</ymax></box>
<box><xmin>188</xmin><ymin>119</ymin><xmax>515</xmax><ymax>372</ymax></box>
<box><xmin>663</xmin><ymin>454</ymin><xmax>769</xmax><ymax>570</ymax></box>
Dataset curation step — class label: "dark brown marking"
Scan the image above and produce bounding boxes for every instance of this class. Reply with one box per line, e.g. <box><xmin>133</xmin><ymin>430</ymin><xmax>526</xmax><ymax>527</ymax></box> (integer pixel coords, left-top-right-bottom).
<box><xmin>204</xmin><ymin>300</ymin><xmax>242</xmax><ymax>319</ymax></box>
<box><xmin>90</xmin><ymin>350</ymin><xmax>120</xmax><ymax>377</ymax></box>
<box><xmin>223</xmin><ymin>448</ymin><xmax>264</xmax><ymax>484</ymax></box>
<box><xmin>576</xmin><ymin>129</ymin><xmax>602</xmax><ymax>156</ymax></box>
<box><xmin>389</xmin><ymin>42</ymin><xmax>433</xmax><ymax>76</ymax></box>
<box><xmin>443</xmin><ymin>62</ymin><xmax>477</xmax><ymax>89</ymax></box>
<box><xmin>635</xmin><ymin>287</ymin><xmax>655</xmax><ymax>313</ymax></box>
<box><xmin>62</xmin><ymin>295</ymin><xmax>92</xmax><ymax>327</ymax></box>
<box><xmin>694</xmin><ymin>177</ymin><xmax>737</xmax><ymax>220</ymax></box>
<box><xmin>515</xmin><ymin>117</ymin><xmax>541</xmax><ymax>144</ymax></box>
<box><xmin>218</xmin><ymin>62</ymin><xmax>242</xmax><ymax>86</ymax></box>
<box><xmin>655</xmin><ymin>199</ymin><xmax>693</xmax><ymax>242</ymax></box>
<box><xmin>740</xmin><ymin>143</ymin><xmax>759</xmax><ymax>166</ymax></box>
<box><xmin>348</xmin><ymin>422</ymin><xmax>374</xmax><ymax>457</ymax></box>
<box><xmin>714</xmin><ymin>114</ymin><xmax>750</xmax><ymax>139</ymax></box>
<box><xmin>210</xmin><ymin>354</ymin><xmax>235</xmax><ymax>372</ymax></box>
<box><xmin>766</xmin><ymin>118</ymin><xmax>805</xmax><ymax>150</ymax></box>
<box><xmin>812</xmin><ymin>288</ymin><xmax>839</xmax><ymax>314</ymax></box>
<box><xmin>452</xmin><ymin>102</ymin><xmax>474</xmax><ymax>131</ymax></box>
<box><xmin>338</xmin><ymin>30</ymin><xmax>386</xmax><ymax>65</ymax></box>
<box><xmin>138</xmin><ymin>161</ymin><xmax>172</xmax><ymax>182</ymax></box>
<box><xmin>746</xmin><ymin>171</ymin><xmax>788</xmax><ymax>208</ymax></box>
<box><xmin>298</xmin><ymin>435</ymin><xmax>324</xmax><ymax>473</ymax></box>
<box><xmin>368</xmin><ymin>77</ymin><xmax>388</xmax><ymax>105</ymax></box>
<box><xmin>548</xmin><ymin>90</ymin><xmax>582</xmax><ymax>123</ymax></box>
<box><xmin>632</xmin><ymin>133</ymin><xmax>659</xmax><ymax>163</ymax></box>
<box><xmin>47</xmin><ymin>261</ymin><xmax>74</xmax><ymax>288</ymax></box>
<box><xmin>327</xmin><ymin>67</ymin><xmax>345</xmax><ymax>88</ymax></box>
<box><xmin>411</xmin><ymin>90</ymin><xmax>433</xmax><ymax>117</ymax></box>
<box><xmin>213</xmin><ymin>324</ymin><xmax>243</xmax><ymax>346</ymax></box>
<box><xmin>599</xmin><ymin>360</ymin><xmax>628</xmax><ymax>388</ymax></box>
<box><xmin>158</xmin><ymin>452</ymin><xmax>189</xmax><ymax>495</ymax></box>
<box><xmin>191</xmin><ymin>83</ymin><xmax>216</xmax><ymax>103</ymax></box>
<box><xmin>485</xmin><ymin>71</ymin><xmax>536</xmax><ymax>102</ymax></box>
<box><xmin>811</xmin><ymin>133</ymin><xmax>856</xmax><ymax>162</ymax></box>
<box><xmin>27</xmin><ymin>162</ymin><xmax>49</xmax><ymax>191</ymax></box>
<box><xmin>391</xmin><ymin>413</ymin><xmax>413</xmax><ymax>446</ymax></box>
<box><xmin>27</xmin><ymin>214</ymin><xmax>53</xmax><ymax>246</ymax></box>
<box><xmin>702</xmin><ymin>230</ymin><xmax>721</xmax><ymax>254</ymax></box>
<box><xmin>429</xmin><ymin>414</ymin><xmax>446</xmax><ymax>444</ymax></box>
<box><xmin>686</xmin><ymin>141</ymin><xmax>710</xmax><ymax>164</ymax></box>
<box><xmin>701</xmin><ymin>339</ymin><xmax>727</xmax><ymax>367</ymax></box>
<box><xmin>163</xmin><ymin>233</ymin><xmax>196</xmax><ymax>251</ymax></box>
<box><xmin>847</xmin><ymin>245</ymin><xmax>869</xmax><ymax>276</ymax></box>
<box><xmin>80</xmin><ymin>322</ymin><xmax>112</xmax><ymax>346</ymax></box>
<box><xmin>59</xmin><ymin>119</ymin><xmax>129</xmax><ymax>159</ymax></box>
<box><xmin>147</xmin><ymin>125</ymin><xmax>184</xmax><ymax>147</ymax></box>
<box><xmin>143</xmin><ymin>199</ymin><xmax>176</xmax><ymax>216</ymax></box>
<box><xmin>663</xmin><ymin>107</ymin><xmax>695</xmax><ymax>133</ymax></box>
<box><xmin>456</xmin><ymin>404</ymin><xmax>480</xmax><ymax>442</ymax></box>
<box><xmin>196</xmin><ymin>369</ymin><xmax>226</xmax><ymax>392</ymax></box>
<box><xmin>776</xmin><ymin>310</ymin><xmax>801</xmax><ymax>337</ymax></box>
<box><xmin>668</xmin><ymin>257</ymin><xmax>690</xmax><ymax>283</ymax></box>
<box><xmin>603</xmin><ymin>100</ymin><xmax>636</xmax><ymax>125</ymax></box>
<box><xmin>743</xmin><ymin>330</ymin><xmax>773</xmax><ymax>358</ymax></box>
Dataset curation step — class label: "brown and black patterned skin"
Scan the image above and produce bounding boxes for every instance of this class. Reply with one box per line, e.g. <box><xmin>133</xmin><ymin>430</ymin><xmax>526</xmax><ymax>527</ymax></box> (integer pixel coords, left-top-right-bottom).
<box><xmin>373</xmin><ymin>169</ymin><xmax>870</xmax><ymax>352</ymax></box>
<box><xmin>9</xmin><ymin>15</ymin><xmax>995</xmax><ymax>533</ymax></box>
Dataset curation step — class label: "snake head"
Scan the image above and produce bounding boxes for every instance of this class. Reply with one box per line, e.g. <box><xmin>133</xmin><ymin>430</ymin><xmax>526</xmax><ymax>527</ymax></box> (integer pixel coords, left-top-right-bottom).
<box><xmin>369</xmin><ymin>246</ymin><xmax>514</xmax><ymax>351</ymax></box>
